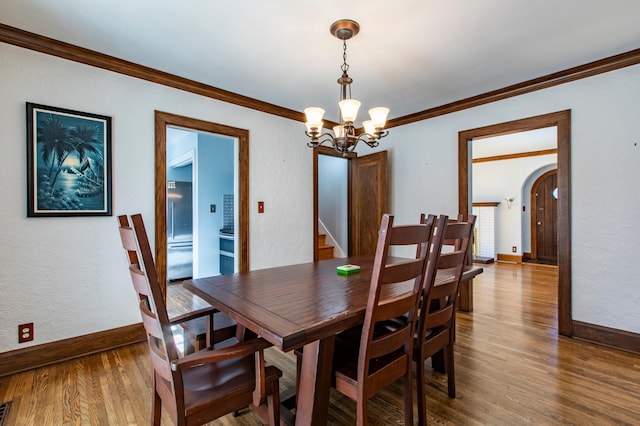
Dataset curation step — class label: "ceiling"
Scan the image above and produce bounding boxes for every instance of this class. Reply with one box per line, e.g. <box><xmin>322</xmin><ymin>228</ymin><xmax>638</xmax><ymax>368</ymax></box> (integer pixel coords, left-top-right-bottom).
<box><xmin>1</xmin><ymin>0</ymin><xmax>640</xmax><ymax>124</ymax></box>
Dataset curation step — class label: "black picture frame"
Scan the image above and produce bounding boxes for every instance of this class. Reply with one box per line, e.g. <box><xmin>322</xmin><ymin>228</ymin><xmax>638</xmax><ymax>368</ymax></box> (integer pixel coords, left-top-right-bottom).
<box><xmin>26</xmin><ymin>103</ymin><xmax>112</xmax><ymax>217</ymax></box>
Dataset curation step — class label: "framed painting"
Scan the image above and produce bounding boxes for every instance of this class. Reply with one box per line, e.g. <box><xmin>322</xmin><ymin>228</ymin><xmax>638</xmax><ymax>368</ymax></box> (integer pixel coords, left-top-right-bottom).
<box><xmin>26</xmin><ymin>103</ymin><xmax>112</xmax><ymax>217</ymax></box>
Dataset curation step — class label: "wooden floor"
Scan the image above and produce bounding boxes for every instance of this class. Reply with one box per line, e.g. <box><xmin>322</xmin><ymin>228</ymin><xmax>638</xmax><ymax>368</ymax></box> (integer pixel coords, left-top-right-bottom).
<box><xmin>2</xmin><ymin>262</ymin><xmax>639</xmax><ymax>425</ymax></box>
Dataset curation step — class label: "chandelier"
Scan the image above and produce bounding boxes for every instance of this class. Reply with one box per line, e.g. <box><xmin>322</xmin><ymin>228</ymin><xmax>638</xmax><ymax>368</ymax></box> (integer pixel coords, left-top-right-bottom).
<box><xmin>304</xmin><ymin>19</ymin><xmax>390</xmax><ymax>155</ymax></box>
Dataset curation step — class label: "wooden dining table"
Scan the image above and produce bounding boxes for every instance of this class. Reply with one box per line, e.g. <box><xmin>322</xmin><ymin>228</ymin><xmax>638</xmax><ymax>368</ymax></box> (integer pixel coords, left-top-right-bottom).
<box><xmin>183</xmin><ymin>255</ymin><xmax>482</xmax><ymax>425</ymax></box>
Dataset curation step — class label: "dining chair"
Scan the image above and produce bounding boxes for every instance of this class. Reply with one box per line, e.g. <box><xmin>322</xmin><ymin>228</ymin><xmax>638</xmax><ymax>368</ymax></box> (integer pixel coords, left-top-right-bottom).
<box><xmin>331</xmin><ymin>214</ymin><xmax>435</xmax><ymax>425</ymax></box>
<box><xmin>413</xmin><ymin>213</ymin><xmax>476</xmax><ymax>426</ymax></box>
<box><xmin>117</xmin><ymin>214</ymin><xmax>282</xmax><ymax>426</ymax></box>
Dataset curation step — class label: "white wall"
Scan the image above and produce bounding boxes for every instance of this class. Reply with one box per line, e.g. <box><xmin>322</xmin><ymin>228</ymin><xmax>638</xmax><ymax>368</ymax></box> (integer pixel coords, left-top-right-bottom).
<box><xmin>383</xmin><ymin>63</ymin><xmax>640</xmax><ymax>334</ymax></box>
<box><xmin>0</xmin><ymin>43</ymin><xmax>313</xmax><ymax>352</ymax></box>
<box><xmin>1</xmin><ymin>40</ymin><xmax>639</xmax><ymax>354</ymax></box>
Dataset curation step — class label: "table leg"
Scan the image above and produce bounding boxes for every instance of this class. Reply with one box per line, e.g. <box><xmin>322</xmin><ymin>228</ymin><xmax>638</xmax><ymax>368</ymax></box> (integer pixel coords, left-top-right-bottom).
<box><xmin>295</xmin><ymin>336</ymin><xmax>335</xmax><ymax>426</ymax></box>
<box><xmin>458</xmin><ymin>279</ymin><xmax>473</xmax><ymax>312</ymax></box>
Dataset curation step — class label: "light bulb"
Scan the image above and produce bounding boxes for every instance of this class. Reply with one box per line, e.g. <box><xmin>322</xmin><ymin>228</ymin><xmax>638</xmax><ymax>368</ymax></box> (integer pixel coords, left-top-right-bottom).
<box><xmin>304</xmin><ymin>107</ymin><xmax>325</xmax><ymax>130</ymax></box>
<box><xmin>369</xmin><ymin>107</ymin><xmax>389</xmax><ymax>129</ymax></box>
<box><xmin>338</xmin><ymin>99</ymin><xmax>361</xmax><ymax>123</ymax></box>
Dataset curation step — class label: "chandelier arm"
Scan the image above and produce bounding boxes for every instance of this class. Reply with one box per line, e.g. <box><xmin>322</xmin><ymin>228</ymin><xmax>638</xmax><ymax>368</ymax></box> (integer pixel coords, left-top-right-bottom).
<box><xmin>306</xmin><ymin>131</ymin><xmax>334</xmax><ymax>147</ymax></box>
<box><xmin>355</xmin><ymin>134</ymin><xmax>379</xmax><ymax>149</ymax></box>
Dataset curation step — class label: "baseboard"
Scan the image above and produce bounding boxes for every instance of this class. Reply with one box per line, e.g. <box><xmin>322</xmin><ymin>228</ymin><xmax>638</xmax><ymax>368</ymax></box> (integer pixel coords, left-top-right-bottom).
<box><xmin>572</xmin><ymin>320</ymin><xmax>640</xmax><ymax>354</ymax></box>
<box><xmin>496</xmin><ymin>253</ymin><xmax>522</xmax><ymax>263</ymax></box>
<box><xmin>0</xmin><ymin>323</ymin><xmax>145</xmax><ymax>377</ymax></box>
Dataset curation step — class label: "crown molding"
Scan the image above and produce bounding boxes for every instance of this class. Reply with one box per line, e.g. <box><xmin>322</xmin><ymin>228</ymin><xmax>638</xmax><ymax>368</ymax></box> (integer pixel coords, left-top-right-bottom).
<box><xmin>0</xmin><ymin>23</ymin><xmax>304</xmax><ymax>122</ymax></box>
<box><xmin>387</xmin><ymin>48</ymin><xmax>640</xmax><ymax>128</ymax></box>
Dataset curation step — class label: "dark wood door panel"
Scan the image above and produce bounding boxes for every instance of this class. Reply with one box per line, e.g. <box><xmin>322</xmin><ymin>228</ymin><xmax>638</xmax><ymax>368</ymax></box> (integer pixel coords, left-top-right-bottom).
<box><xmin>533</xmin><ymin>170</ymin><xmax>557</xmax><ymax>263</ymax></box>
<box><xmin>350</xmin><ymin>151</ymin><xmax>388</xmax><ymax>256</ymax></box>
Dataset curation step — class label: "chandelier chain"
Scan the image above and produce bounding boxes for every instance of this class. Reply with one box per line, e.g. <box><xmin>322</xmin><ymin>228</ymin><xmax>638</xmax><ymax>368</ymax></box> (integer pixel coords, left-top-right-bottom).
<box><xmin>341</xmin><ymin>39</ymin><xmax>349</xmax><ymax>74</ymax></box>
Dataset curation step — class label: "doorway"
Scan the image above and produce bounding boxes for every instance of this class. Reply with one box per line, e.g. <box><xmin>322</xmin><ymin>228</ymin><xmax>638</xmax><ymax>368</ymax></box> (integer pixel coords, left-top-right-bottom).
<box><xmin>154</xmin><ymin>111</ymin><xmax>249</xmax><ymax>292</ymax></box>
<box><xmin>166</xmin><ymin>152</ymin><xmax>194</xmax><ymax>281</ymax></box>
<box><xmin>313</xmin><ymin>147</ymin><xmax>388</xmax><ymax>260</ymax></box>
<box><xmin>458</xmin><ymin>110</ymin><xmax>572</xmax><ymax>336</ymax></box>
<box><xmin>318</xmin><ymin>153</ymin><xmax>349</xmax><ymax>258</ymax></box>
<box><xmin>165</xmin><ymin>128</ymin><xmax>235</xmax><ymax>281</ymax></box>
<box><xmin>471</xmin><ymin>128</ymin><xmax>557</xmax><ymax>264</ymax></box>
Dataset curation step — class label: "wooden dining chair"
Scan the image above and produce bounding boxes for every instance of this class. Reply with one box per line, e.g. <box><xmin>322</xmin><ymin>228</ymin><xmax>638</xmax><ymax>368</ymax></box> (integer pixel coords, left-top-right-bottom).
<box><xmin>331</xmin><ymin>214</ymin><xmax>435</xmax><ymax>425</ymax></box>
<box><xmin>117</xmin><ymin>214</ymin><xmax>282</xmax><ymax>426</ymax></box>
<box><xmin>413</xmin><ymin>213</ymin><xmax>476</xmax><ymax>426</ymax></box>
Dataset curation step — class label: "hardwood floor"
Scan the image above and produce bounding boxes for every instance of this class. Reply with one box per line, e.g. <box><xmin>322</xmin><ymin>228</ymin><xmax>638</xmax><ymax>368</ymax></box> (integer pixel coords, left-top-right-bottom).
<box><xmin>1</xmin><ymin>262</ymin><xmax>639</xmax><ymax>425</ymax></box>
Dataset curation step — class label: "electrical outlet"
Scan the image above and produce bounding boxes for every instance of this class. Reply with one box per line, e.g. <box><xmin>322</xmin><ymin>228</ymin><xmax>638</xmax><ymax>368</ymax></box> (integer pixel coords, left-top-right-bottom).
<box><xmin>19</xmin><ymin>322</ymin><xmax>34</xmax><ymax>343</ymax></box>
<box><xmin>512</xmin><ymin>246</ymin><xmax>517</xmax><ymax>253</ymax></box>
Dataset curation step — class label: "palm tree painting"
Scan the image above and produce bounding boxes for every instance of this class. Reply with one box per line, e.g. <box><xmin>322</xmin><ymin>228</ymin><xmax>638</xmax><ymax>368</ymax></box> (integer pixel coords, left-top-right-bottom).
<box><xmin>27</xmin><ymin>103</ymin><xmax>112</xmax><ymax>216</ymax></box>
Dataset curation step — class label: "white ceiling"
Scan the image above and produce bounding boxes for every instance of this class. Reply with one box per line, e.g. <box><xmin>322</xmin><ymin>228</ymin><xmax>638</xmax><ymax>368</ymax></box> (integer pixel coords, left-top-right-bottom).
<box><xmin>1</xmin><ymin>0</ymin><xmax>640</xmax><ymax>124</ymax></box>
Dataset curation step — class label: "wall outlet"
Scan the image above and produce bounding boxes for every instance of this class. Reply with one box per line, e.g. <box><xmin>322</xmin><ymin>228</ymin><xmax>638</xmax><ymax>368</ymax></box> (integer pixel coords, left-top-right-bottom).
<box><xmin>512</xmin><ymin>246</ymin><xmax>517</xmax><ymax>253</ymax></box>
<box><xmin>19</xmin><ymin>322</ymin><xmax>34</xmax><ymax>343</ymax></box>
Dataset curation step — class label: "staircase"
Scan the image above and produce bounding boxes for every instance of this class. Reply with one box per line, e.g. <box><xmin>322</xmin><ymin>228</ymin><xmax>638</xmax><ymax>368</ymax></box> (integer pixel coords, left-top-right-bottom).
<box><xmin>317</xmin><ymin>233</ymin><xmax>334</xmax><ymax>260</ymax></box>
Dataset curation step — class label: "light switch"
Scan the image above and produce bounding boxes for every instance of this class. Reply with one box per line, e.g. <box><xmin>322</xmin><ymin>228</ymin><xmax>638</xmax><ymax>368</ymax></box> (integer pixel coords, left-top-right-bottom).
<box><xmin>258</xmin><ymin>201</ymin><xmax>264</xmax><ymax>213</ymax></box>
<box><xmin>210</xmin><ymin>204</ymin><xmax>216</xmax><ymax>213</ymax></box>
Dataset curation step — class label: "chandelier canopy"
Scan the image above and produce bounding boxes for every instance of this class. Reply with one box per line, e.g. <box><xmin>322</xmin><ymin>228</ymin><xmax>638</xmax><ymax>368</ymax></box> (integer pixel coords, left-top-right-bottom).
<box><xmin>304</xmin><ymin>19</ymin><xmax>389</xmax><ymax>155</ymax></box>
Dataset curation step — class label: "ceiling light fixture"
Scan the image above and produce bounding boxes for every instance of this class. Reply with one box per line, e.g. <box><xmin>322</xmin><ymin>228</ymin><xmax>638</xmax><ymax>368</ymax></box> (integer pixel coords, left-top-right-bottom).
<box><xmin>304</xmin><ymin>19</ymin><xmax>389</xmax><ymax>155</ymax></box>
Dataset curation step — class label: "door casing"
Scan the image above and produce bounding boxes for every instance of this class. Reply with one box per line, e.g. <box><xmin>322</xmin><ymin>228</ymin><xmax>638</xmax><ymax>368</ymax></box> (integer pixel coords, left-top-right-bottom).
<box><xmin>155</xmin><ymin>111</ymin><xmax>249</xmax><ymax>293</ymax></box>
<box><xmin>458</xmin><ymin>110</ymin><xmax>572</xmax><ymax>336</ymax></box>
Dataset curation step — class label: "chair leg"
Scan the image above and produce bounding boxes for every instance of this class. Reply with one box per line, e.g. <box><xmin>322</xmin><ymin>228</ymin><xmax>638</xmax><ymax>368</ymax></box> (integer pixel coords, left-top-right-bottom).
<box><xmin>403</xmin><ymin>371</ymin><xmax>414</xmax><ymax>426</ymax></box>
<box><xmin>295</xmin><ymin>350</ymin><xmax>302</xmax><ymax>408</ymax></box>
<box><xmin>416</xmin><ymin>358</ymin><xmax>427</xmax><ymax>426</ymax></box>
<box><xmin>152</xmin><ymin>386</ymin><xmax>162</xmax><ymax>426</ymax></box>
<box><xmin>267</xmin><ymin>380</ymin><xmax>280</xmax><ymax>426</ymax></box>
<box><xmin>431</xmin><ymin>349</ymin><xmax>445</xmax><ymax>372</ymax></box>
<box><xmin>356</xmin><ymin>398</ymin><xmax>367</xmax><ymax>426</ymax></box>
<box><xmin>445</xmin><ymin>342</ymin><xmax>456</xmax><ymax>398</ymax></box>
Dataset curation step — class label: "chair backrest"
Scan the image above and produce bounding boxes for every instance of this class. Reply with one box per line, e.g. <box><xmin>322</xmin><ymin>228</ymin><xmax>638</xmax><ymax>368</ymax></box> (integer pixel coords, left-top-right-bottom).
<box><xmin>118</xmin><ymin>214</ymin><xmax>183</xmax><ymax>399</ymax></box>
<box><xmin>357</xmin><ymin>214</ymin><xmax>435</xmax><ymax>394</ymax></box>
<box><xmin>415</xmin><ymin>214</ymin><xmax>476</xmax><ymax>354</ymax></box>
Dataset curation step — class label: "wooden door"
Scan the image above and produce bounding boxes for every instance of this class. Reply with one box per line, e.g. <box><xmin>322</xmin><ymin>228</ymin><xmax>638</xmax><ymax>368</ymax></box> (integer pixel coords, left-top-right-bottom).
<box><xmin>531</xmin><ymin>170</ymin><xmax>557</xmax><ymax>264</ymax></box>
<box><xmin>349</xmin><ymin>151</ymin><xmax>388</xmax><ymax>255</ymax></box>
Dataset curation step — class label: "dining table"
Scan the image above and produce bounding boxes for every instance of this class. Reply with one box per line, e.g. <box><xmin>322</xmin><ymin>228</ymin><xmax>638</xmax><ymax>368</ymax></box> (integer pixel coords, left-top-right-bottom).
<box><xmin>183</xmin><ymin>255</ymin><xmax>482</xmax><ymax>425</ymax></box>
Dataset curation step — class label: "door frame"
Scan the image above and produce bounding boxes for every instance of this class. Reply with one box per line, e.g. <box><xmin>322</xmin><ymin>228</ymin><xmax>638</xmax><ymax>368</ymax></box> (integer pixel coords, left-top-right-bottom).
<box><xmin>458</xmin><ymin>110</ymin><xmax>572</xmax><ymax>336</ymax></box>
<box><xmin>313</xmin><ymin>147</ymin><xmax>388</xmax><ymax>259</ymax></box>
<box><xmin>530</xmin><ymin>169</ymin><xmax>558</xmax><ymax>262</ymax></box>
<box><xmin>155</xmin><ymin>111</ymin><xmax>249</xmax><ymax>292</ymax></box>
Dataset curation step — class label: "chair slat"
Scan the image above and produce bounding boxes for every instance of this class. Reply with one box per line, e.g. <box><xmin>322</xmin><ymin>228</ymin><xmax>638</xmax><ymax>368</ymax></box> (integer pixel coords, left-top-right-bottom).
<box><xmin>370</xmin><ymin>327</ymin><xmax>411</xmax><ymax>359</ymax></box>
<box><xmin>129</xmin><ymin>267</ymin><xmax>151</xmax><ymax>297</ymax></box>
